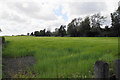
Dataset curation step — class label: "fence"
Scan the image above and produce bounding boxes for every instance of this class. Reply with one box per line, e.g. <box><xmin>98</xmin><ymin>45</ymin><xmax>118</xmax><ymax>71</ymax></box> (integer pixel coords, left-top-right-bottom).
<box><xmin>94</xmin><ymin>59</ymin><xmax>120</xmax><ymax>80</ymax></box>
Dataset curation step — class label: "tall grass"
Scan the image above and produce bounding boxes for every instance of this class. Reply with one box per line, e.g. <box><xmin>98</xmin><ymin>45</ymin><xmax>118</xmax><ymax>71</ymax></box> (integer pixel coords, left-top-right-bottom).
<box><xmin>3</xmin><ymin>36</ymin><xmax>118</xmax><ymax>78</ymax></box>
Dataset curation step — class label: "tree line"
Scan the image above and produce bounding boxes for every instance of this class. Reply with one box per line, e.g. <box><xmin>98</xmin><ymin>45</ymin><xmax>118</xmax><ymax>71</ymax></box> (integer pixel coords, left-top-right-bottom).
<box><xmin>28</xmin><ymin>5</ymin><xmax>120</xmax><ymax>37</ymax></box>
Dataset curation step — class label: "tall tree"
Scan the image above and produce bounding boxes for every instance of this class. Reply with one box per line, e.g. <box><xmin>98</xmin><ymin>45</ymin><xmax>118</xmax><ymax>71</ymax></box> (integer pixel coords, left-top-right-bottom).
<box><xmin>34</xmin><ymin>31</ymin><xmax>40</xmax><ymax>36</ymax></box>
<box><xmin>27</xmin><ymin>33</ymin><xmax>30</xmax><ymax>36</ymax></box>
<box><xmin>39</xmin><ymin>29</ymin><xmax>46</xmax><ymax>36</ymax></box>
<box><xmin>90</xmin><ymin>13</ymin><xmax>106</xmax><ymax>36</ymax></box>
<box><xmin>58</xmin><ymin>25</ymin><xmax>66</xmax><ymax>37</ymax></box>
<box><xmin>31</xmin><ymin>32</ymin><xmax>34</xmax><ymax>36</ymax></box>
<box><xmin>78</xmin><ymin>17</ymin><xmax>91</xmax><ymax>36</ymax></box>
<box><xmin>111</xmin><ymin>5</ymin><xmax>120</xmax><ymax>36</ymax></box>
<box><xmin>46</xmin><ymin>30</ymin><xmax>52</xmax><ymax>36</ymax></box>
<box><xmin>91</xmin><ymin>13</ymin><xmax>106</xmax><ymax>28</ymax></box>
<box><xmin>67</xmin><ymin>18</ymin><xmax>82</xmax><ymax>37</ymax></box>
<box><xmin>53</xmin><ymin>28</ymin><xmax>59</xmax><ymax>36</ymax></box>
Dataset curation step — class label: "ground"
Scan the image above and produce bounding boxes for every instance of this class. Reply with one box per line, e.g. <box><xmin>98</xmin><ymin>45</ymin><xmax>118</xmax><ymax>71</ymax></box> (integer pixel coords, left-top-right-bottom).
<box><xmin>2</xmin><ymin>36</ymin><xmax>119</xmax><ymax>78</ymax></box>
<box><xmin>2</xmin><ymin>56</ymin><xmax>36</xmax><ymax>78</ymax></box>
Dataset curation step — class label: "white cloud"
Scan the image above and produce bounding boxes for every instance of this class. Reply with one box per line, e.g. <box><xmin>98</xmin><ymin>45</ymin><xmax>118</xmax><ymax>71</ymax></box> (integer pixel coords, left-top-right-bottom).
<box><xmin>0</xmin><ymin>0</ymin><xmax>119</xmax><ymax>36</ymax></box>
<box><xmin>69</xmin><ymin>2</ymin><xmax>106</xmax><ymax>15</ymax></box>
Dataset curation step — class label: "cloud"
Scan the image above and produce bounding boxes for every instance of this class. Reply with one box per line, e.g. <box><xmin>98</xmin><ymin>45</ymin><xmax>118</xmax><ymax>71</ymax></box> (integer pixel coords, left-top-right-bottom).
<box><xmin>0</xmin><ymin>12</ymin><xmax>26</xmax><ymax>23</ymax></box>
<box><xmin>69</xmin><ymin>2</ymin><xmax>107</xmax><ymax>15</ymax></box>
<box><xmin>0</xmin><ymin>0</ymin><xmax>119</xmax><ymax>36</ymax></box>
<box><xmin>9</xmin><ymin>1</ymin><xmax>57</xmax><ymax>21</ymax></box>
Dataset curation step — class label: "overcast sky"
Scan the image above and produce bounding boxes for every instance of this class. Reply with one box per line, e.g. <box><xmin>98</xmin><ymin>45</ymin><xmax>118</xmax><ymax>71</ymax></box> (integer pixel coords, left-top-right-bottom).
<box><xmin>0</xmin><ymin>0</ymin><xmax>119</xmax><ymax>36</ymax></box>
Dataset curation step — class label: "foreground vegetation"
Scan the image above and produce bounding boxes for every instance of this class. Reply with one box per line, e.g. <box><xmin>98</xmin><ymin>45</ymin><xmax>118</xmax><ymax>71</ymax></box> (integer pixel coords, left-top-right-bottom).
<box><xmin>3</xmin><ymin>36</ymin><xmax>118</xmax><ymax>78</ymax></box>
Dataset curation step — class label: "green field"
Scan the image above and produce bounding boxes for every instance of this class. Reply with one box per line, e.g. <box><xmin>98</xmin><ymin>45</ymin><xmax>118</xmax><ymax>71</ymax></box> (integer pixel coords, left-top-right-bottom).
<box><xmin>3</xmin><ymin>36</ymin><xmax>119</xmax><ymax>78</ymax></box>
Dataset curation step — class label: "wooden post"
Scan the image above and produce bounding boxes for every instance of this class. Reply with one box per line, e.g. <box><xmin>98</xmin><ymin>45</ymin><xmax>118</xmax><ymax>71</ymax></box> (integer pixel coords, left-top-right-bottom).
<box><xmin>114</xmin><ymin>59</ymin><xmax>120</xmax><ymax>79</ymax></box>
<box><xmin>94</xmin><ymin>61</ymin><xmax>109</xmax><ymax>79</ymax></box>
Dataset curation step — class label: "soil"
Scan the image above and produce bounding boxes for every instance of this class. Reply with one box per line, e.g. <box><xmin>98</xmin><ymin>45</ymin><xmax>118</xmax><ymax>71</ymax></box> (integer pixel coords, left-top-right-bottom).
<box><xmin>2</xmin><ymin>56</ymin><xmax>36</xmax><ymax>78</ymax></box>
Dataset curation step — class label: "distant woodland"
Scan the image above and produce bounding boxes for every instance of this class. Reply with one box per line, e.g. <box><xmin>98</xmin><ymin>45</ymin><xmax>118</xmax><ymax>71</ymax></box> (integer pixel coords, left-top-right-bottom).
<box><xmin>27</xmin><ymin>6</ymin><xmax>120</xmax><ymax>37</ymax></box>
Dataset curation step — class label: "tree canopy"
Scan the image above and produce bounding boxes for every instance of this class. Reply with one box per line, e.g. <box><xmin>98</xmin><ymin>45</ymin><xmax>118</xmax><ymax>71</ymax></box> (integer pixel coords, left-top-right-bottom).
<box><xmin>28</xmin><ymin>3</ymin><xmax>119</xmax><ymax>37</ymax></box>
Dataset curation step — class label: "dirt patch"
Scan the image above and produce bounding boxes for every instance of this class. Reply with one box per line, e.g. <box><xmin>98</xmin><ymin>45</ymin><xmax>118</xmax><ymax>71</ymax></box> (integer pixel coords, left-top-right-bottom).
<box><xmin>2</xmin><ymin>56</ymin><xmax>36</xmax><ymax>78</ymax></box>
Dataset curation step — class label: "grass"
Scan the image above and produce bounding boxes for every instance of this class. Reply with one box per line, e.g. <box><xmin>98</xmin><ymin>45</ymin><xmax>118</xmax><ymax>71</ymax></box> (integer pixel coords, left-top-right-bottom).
<box><xmin>3</xmin><ymin>36</ymin><xmax>118</xmax><ymax>78</ymax></box>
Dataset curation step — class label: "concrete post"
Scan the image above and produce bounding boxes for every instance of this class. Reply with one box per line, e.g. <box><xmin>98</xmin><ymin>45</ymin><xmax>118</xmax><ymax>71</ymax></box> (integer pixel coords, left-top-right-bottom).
<box><xmin>94</xmin><ymin>61</ymin><xmax>109</xmax><ymax>79</ymax></box>
<box><xmin>114</xmin><ymin>59</ymin><xmax>120</xmax><ymax>80</ymax></box>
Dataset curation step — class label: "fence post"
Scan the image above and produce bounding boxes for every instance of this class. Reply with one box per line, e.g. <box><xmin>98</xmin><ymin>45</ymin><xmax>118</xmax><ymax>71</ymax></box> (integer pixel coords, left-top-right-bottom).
<box><xmin>114</xmin><ymin>59</ymin><xmax>120</xmax><ymax>79</ymax></box>
<box><xmin>94</xmin><ymin>61</ymin><xmax>109</xmax><ymax>79</ymax></box>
